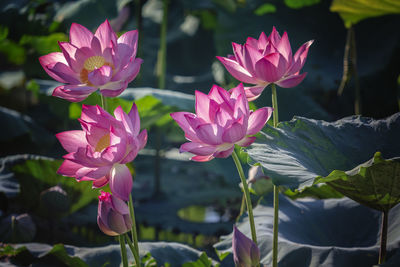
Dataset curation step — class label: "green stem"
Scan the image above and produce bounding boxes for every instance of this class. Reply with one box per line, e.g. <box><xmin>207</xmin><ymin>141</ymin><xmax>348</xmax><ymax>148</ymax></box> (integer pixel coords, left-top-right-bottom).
<box><xmin>271</xmin><ymin>83</ymin><xmax>279</xmax><ymax>267</ymax></box>
<box><xmin>125</xmin><ymin>233</ymin><xmax>140</xmax><ymax>266</ymax></box>
<box><xmin>129</xmin><ymin>194</ymin><xmax>141</xmax><ymax>266</ymax></box>
<box><xmin>379</xmin><ymin>210</ymin><xmax>389</xmax><ymax>264</ymax></box>
<box><xmin>157</xmin><ymin>0</ymin><xmax>168</xmax><ymax>89</ymax></box>
<box><xmin>100</xmin><ymin>94</ymin><xmax>107</xmax><ymax>112</ymax></box>
<box><xmin>119</xmin><ymin>235</ymin><xmax>128</xmax><ymax>267</ymax></box>
<box><xmin>232</xmin><ymin>151</ymin><xmax>257</xmax><ymax>244</ymax></box>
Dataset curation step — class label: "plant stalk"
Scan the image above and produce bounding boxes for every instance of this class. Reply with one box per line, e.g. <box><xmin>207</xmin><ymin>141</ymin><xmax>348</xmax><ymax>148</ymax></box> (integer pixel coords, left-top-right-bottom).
<box><xmin>379</xmin><ymin>210</ymin><xmax>389</xmax><ymax>264</ymax></box>
<box><xmin>157</xmin><ymin>0</ymin><xmax>168</xmax><ymax>89</ymax></box>
<box><xmin>232</xmin><ymin>151</ymin><xmax>257</xmax><ymax>245</ymax></box>
<box><xmin>129</xmin><ymin>194</ymin><xmax>141</xmax><ymax>266</ymax></box>
<box><xmin>119</xmin><ymin>235</ymin><xmax>128</xmax><ymax>267</ymax></box>
<box><xmin>100</xmin><ymin>94</ymin><xmax>107</xmax><ymax>111</ymax></box>
<box><xmin>271</xmin><ymin>83</ymin><xmax>279</xmax><ymax>267</ymax></box>
<box><xmin>125</xmin><ymin>233</ymin><xmax>140</xmax><ymax>265</ymax></box>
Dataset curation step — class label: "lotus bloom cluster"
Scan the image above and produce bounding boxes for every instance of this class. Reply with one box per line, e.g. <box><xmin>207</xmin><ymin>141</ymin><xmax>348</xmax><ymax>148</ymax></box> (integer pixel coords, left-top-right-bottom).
<box><xmin>217</xmin><ymin>27</ymin><xmax>313</xmax><ymax>101</ymax></box>
<box><xmin>233</xmin><ymin>226</ymin><xmax>260</xmax><ymax>267</ymax></box>
<box><xmin>97</xmin><ymin>191</ymin><xmax>132</xmax><ymax>236</ymax></box>
<box><xmin>171</xmin><ymin>84</ymin><xmax>272</xmax><ymax>162</ymax></box>
<box><xmin>56</xmin><ymin>104</ymin><xmax>147</xmax><ymax>201</ymax></box>
<box><xmin>39</xmin><ymin>20</ymin><xmax>142</xmax><ymax>102</ymax></box>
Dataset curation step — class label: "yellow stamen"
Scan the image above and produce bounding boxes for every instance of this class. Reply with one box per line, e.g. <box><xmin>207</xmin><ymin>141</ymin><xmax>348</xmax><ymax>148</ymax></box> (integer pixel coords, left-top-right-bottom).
<box><xmin>84</xmin><ymin>56</ymin><xmax>105</xmax><ymax>71</ymax></box>
<box><xmin>95</xmin><ymin>133</ymin><xmax>110</xmax><ymax>152</ymax></box>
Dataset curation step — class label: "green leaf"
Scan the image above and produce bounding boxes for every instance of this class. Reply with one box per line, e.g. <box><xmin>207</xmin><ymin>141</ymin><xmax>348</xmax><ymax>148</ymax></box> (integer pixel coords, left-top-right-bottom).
<box><xmin>44</xmin><ymin>244</ymin><xmax>88</xmax><ymax>267</ymax></box>
<box><xmin>0</xmin><ymin>39</ymin><xmax>26</xmax><ymax>65</ymax></box>
<box><xmin>315</xmin><ymin>152</ymin><xmax>400</xmax><ymax>211</ymax></box>
<box><xmin>330</xmin><ymin>0</ymin><xmax>400</xmax><ymax>28</ymax></box>
<box><xmin>215</xmin><ymin>195</ymin><xmax>400</xmax><ymax>266</ymax></box>
<box><xmin>20</xmin><ymin>33</ymin><xmax>68</xmax><ymax>55</ymax></box>
<box><xmin>284</xmin><ymin>0</ymin><xmax>320</xmax><ymax>9</ymax></box>
<box><xmin>246</xmin><ymin>113</ymin><xmax>400</xmax><ymax>191</ymax></box>
<box><xmin>12</xmin><ymin>156</ymin><xmax>98</xmax><ymax>214</ymax></box>
<box><xmin>182</xmin><ymin>252</ymin><xmax>215</xmax><ymax>267</ymax></box>
<box><xmin>254</xmin><ymin>3</ymin><xmax>276</xmax><ymax>16</ymax></box>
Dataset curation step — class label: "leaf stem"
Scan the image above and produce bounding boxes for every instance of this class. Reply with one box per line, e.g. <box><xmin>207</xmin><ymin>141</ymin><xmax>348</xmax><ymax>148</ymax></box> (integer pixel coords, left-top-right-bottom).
<box><xmin>232</xmin><ymin>151</ymin><xmax>257</xmax><ymax>244</ymax></box>
<box><xmin>271</xmin><ymin>83</ymin><xmax>279</xmax><ymax>267</ymax></box>
<box><xmin>100</xmin><ymin>94</ymin><xmax>107</xmax><ymax>112</ymax></box>
<box><xmin>157</xmin><ymin>0</ymin><xmax>169</xmax><ymax>89</ymax></box>
<box><xmin>119</xmin><ymin>235</ymin><xmax>128</xmax><ymax>267</ymax></box>
<box><xmin>125</xmin><ymin>233</ymin><xmax>140</xmax><ymax>265</ymax></box>
<box><xmin>129</xmin><ymin>194</ymin><xmax>141</xmax><ymax>266</ymax></box>
<box><xmin>379</xmin><ymin>210</ymin><xmax>389</xmax><ymax>264</ymax></box>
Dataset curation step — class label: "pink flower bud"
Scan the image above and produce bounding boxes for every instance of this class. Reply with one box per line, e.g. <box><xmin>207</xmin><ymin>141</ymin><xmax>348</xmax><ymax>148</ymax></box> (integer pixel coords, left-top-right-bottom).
<box><xmin>233</xmin><ymin>226</ymin><xmax>260</xmax><ymax>267</ymax></box>
<box><xmin>97</xmin><ymin>191</ymin><xmax>132</xmax><ymax>236</ymax></box>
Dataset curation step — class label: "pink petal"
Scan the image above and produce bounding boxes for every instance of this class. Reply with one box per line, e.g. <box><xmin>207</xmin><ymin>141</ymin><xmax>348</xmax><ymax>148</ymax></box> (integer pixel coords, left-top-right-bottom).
<box><xmin>92</xmin><ymin>176</ymin><xmax>109</xmax><ymax>188</ymax></box>
<box><xmin>107</xmin><ymin>210</ymin><xmax>129</xmax><ymax>234</ymax></box>
<box><xmin>109</xmin><ymin>164</ymin><xmax>132</xmax><ymax>201</ymax></box>
<box><xmin>229</xmin><ymin>83</ymin><xmax>246</xmax><ymax>99</ymax></box>
<box><xmin>95</xmin><ymin>19</ymin><xmax>117</xmax><ymax>52</ymax></box>
<box><xmin>58</xmin><ymin>42</ymin><xmax>81</xmax><ymax>72</ymax></box>
<box><xmin>232</xmin><ymin>42</ymin><xmax>245</xmax><ymax>66</ymax></box>
<box><xmin>195</xmin><ymin>123</ymin><xmax>223</xmax><ymax>145</ymax></box>
<box><xmin>97</xmin><ymin>215</ymin><xmax>118</xmax><ymax>236</ymax></box>
<box><xmin>208</xmin><ymin>85</ymin><xmax>231</xmax><ymax>105</ymax></box>
<box><xmin>222</xmin><ymin>122</ymin><xmax>246</xmax><ymax>143</ymax></box>
<box><xmin>180</xmin><ymin>142</ymin><xmax>216</xmax><ymax>156</ymax></box>
<box><xmin>56</xmin><ymin>130</ymin><xmax>87</xmax><ymax>153</ymax></box>
<box><xmin>88</xmin><ymin>65</ymin><xmax>112</xmax><ymax>86</ymax></box>
<box><xmin>236</xmin><ymin>136</ymin><xmax>256</xmax><ymax>147</ymax></box>
<box><xmin>99</xmin><ymin>81</ymin><xmax>128</xmax><ymax>97</ymax></box>
<box><xmin>111</xmin><ymin>194</ymin><xmax>129</xmax><ymax>214</ymax></box>
<box><xmin>243</xmin><ymin>44</ymin><xmax>263</xmax><ymax>76</ymax></box>
<box><xmin>76</xmin><ymin>165</ymin><xmax>112</xmax><ymax>179</ymax></box>
<box><xmin>46</xmin><ymin>62</ymin><xmax>80</xmax><ymax>84</ymax></box>
<box><xmin>112</xmin><ymin>58</ymin><xmax>142</xmax><ymax>82</ymax></box>
<box><xmin>137</xmin><ymin>129</ymin><xmax>147</xmax><ymax>150</ymax></box>
<box><xmin>117</xmin><ymin>30</ymin><xmax>138</xmax><ymax>66</ymax></box>
<box><xmin>52</xmin><ymin>84</ymin><xmax>97</xmax><ymax>102</ymax></box>
<box><xmin>247</xmin><ymin>107</ymin><xmax>273</xmax><ymax>135</ymax></box>
<box><xmin>276</xmin><ymin>73</ymin><xmax>307</xmax><ymax>88</ymax></box>
<box><xmin>39</xmin><ymin>53</ymin><xmax>70</xmax><ymax>83</ymax></box>
<box><xmin>233</xmin><ymin>94</ymin><xmax>249</xmax><ymax>119</ymax></box>
<box><xmin>170</xmin><ymin>112</ymin><xmax>199</xmax><ymax>141</ymax></box>
<box><xmin>216</xmin><ymin>56</ymin><xmax>259</xmax><ymax>84</ymax></box>
<box><xmin>257</xmin><ymin>32</ymin><xmax>268</xmax><ymax>49</ymax></box>
<box><xmin>69</xmin><ymin>23</ymin><xmax>94</xmax><ymax>48</ymax></box>
<box><xmin>276</xmin><ymin>32</ymin><xmax>292</xmax><ymax>63</ymax></box>
<box><xmin>245</xmin><ymin>37</ymin><xmax>259</xmax><ymax>49</ymax></box>
<box><xmin>244</xmin><ymin>85</ymin><xmax>267</xmax><ymax>101</ymax></box>
<box><xmin>191</xmin><ymin>155</ymin><xmax>214</xmax><ymax>162</ymax></box>
<box><xmin>268</xmin><ymin>26</ymin><xmax>281</xmax><ymax>46</ymax></box>
<box><xmin>195</xmin><ymin>90</ymin><xmax>212</xmax><ymax>122</ymax></box>
<box><xmin>57</xmin><ymin>160</ymin><xmax>84</xmax><ymax>177</ymax></box>
<box><xmin>287</xmin><ymin>40</ymin><xmax>313</xmax><ymax>76</ymax></box>
<box><xmin>114</xmin><ymin>105</ymin><xmax>137</xmax><ymax>136</ymax></box>
<box><xmin>254</xmin><ymin>53</ymin><xmax>287</xmax><ymax>83</ymax></box>
<box><xmin>214</xmin><ymin>146</ymin><xmax>234</xmax><ymax>158</ymax></box>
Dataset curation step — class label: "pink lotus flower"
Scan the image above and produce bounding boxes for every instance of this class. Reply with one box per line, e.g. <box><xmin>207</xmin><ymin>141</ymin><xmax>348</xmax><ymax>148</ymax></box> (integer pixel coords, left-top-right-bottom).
<box><xmin>39</xmin><ymin>19</ymin><xmax>143</xmax><ymax>102</ymax></box>
<box><xmin>233</xmin><ymin>226</ymin><xmax>260</xmax><ymax>267</ymax></box>
<box><xmin>56</xmin><ymin>104</ymin><xmax>147</xmax><ymax>201</ymax></box>
<box><xmin>170</xmin><ymin>84</ymin><xmax>272</xmax><ymax>162</ymax></box>
<box><xmin>97</xmin><ymin>191</ymin><xmax>132</xmax><ymax>236</ymax></box>
<box><xmin>217</xmin><ymin>27</ymin><xmax>313</xmax><ymax>101</ymax></box>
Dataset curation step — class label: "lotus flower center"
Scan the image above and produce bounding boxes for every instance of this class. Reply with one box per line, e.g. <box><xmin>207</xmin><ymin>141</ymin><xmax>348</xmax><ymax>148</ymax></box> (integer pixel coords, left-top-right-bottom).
<box><xmin>84</xmin><ymin>56</ymin><xmax>106</xmax><ymax>71</ymax></box>
<box><xmin>99</xmin><ymin>191</ymin><xmax>111</xmax><ymax>201</ymax></box>
<box><xmin>95</xmin><ymin>133</ymin><xmax>110</xmax><ymax>152</ymax></box>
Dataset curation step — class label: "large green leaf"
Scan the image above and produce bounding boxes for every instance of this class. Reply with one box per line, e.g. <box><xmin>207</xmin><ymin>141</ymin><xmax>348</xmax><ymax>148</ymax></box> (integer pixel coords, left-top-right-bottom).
<box><xmin>246</xmin><ymin>113</ymin><xmax>400</xmax><ymax>190</ymax></box>
<box><xmin>215</xmin><ymin>195</ymin><xmax>400</xmax><ymax>267</ymax></box>
<box><xmin>331</xmin><ymin>0</ymin><xmax>400</xmax><ymax>28</ymax></box>
<box><xmin>7</xmin><ymin>242</ymin><xmax>208</xmax><ymax>267</ymax></box>
<box><xmin>315</xmin><ymin>152</ymin><xmax>400</xmax><ymax>212</ymax></box>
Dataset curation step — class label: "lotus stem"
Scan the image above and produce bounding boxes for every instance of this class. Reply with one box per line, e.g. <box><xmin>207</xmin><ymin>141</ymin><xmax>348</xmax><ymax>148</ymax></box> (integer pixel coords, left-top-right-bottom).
<box><xmin>125</xmin><ymin>233</ymin><xmax>140</xmax><ymax>265</ymax></box>
<box><xmin>128</xmin><ymin>194</ymin><xmax>141</xmax><ymax>266</ymax></box>
<box><xmin>232</xmin><ymin>151</ymin><xmax>257</xmax><ymax>245</ymax></box>
<box><xmin>379</xmin><ymin>210</ymin><xmax>389</xmax><ymax>264</ymax></box>
<box><xmin>119</xmin><ymin>235</ymin><xmax>128</xmax><ymax>267</ymax></box>
<box><xmin>157</xmin><ymin>0</ymin><xmax>168</xmax><ymax>89</ymax></box>
<box><xmin>271</xmin><ymin>83</ymin><xmax>279</xmax><ymax>267</ymax></box>
<box><xmin>100</xmin><ymin>94</ymin><xmax>108</xmax><ymax>112</ymax></box>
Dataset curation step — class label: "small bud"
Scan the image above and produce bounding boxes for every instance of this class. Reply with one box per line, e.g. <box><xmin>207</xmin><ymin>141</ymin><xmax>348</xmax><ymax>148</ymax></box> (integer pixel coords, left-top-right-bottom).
<box><xmin>0</xmin><ymin>213</ymin><xmax>36</xmax><ymax>242</ymax></box>
<box><xmin>232</xmin><ymin>226</ymin><xmax>260</xmax><ymax>267</ymax></box>
<box><xmin>40</xmin><ymin>185</ymin><xmax>70</xmax><ymax>214</ymax></box>
<box><xmin>248</xmin><ymin>165</ymin><xmax>273</xmax><ymax>196</ymax></box>
<box><xmin>97</xmin><ymin>191</ymin><xmax>132</xmax><ymax>236</ymax></box>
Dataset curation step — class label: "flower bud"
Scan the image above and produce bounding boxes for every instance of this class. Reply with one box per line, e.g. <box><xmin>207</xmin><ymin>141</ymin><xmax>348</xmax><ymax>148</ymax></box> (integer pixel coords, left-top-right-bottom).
<box><xmin>40</xmin><ymin>185</ymin><xmax>70</xmax><ymax>214</ymax></box>
<box><xmin>248</xmin><ymin>165</ymin><xmax>273</xmax><ymax>196</ymax></box>
<box><xmin>232</xmin><ymin>226</ymin><xmax>260</xmax><ymax>267</ymax></box>
<box><xmin>97</xmin><ymin>191</ymin><xmax>132</xmax><ymax>236</ymax></box>
<box><xmin>0</xmin><ymin>213</ymin><xmax>36</xmax><ymax>242</ymax></box>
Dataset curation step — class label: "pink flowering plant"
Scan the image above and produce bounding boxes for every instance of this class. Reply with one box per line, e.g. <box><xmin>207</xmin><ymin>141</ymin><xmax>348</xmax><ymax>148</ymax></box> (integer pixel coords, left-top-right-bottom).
<box><xmin>39</xmin><ymin>19</ymin><xmax>142</xmax><ymax>102</ymax></box>
<box><xmin>171</xmin><ymin>83</ymin><xmax>273</xmax><ymax>256</ymax></box>
<box><xmin>56</xmin><ymin>104</ymin><xmax>147</xmax><ymax>201</ymax></box>
<box><xmin>217</xmin><ymin>27</ymin><xmax>313</xmax><ymax>101</ymax></box>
